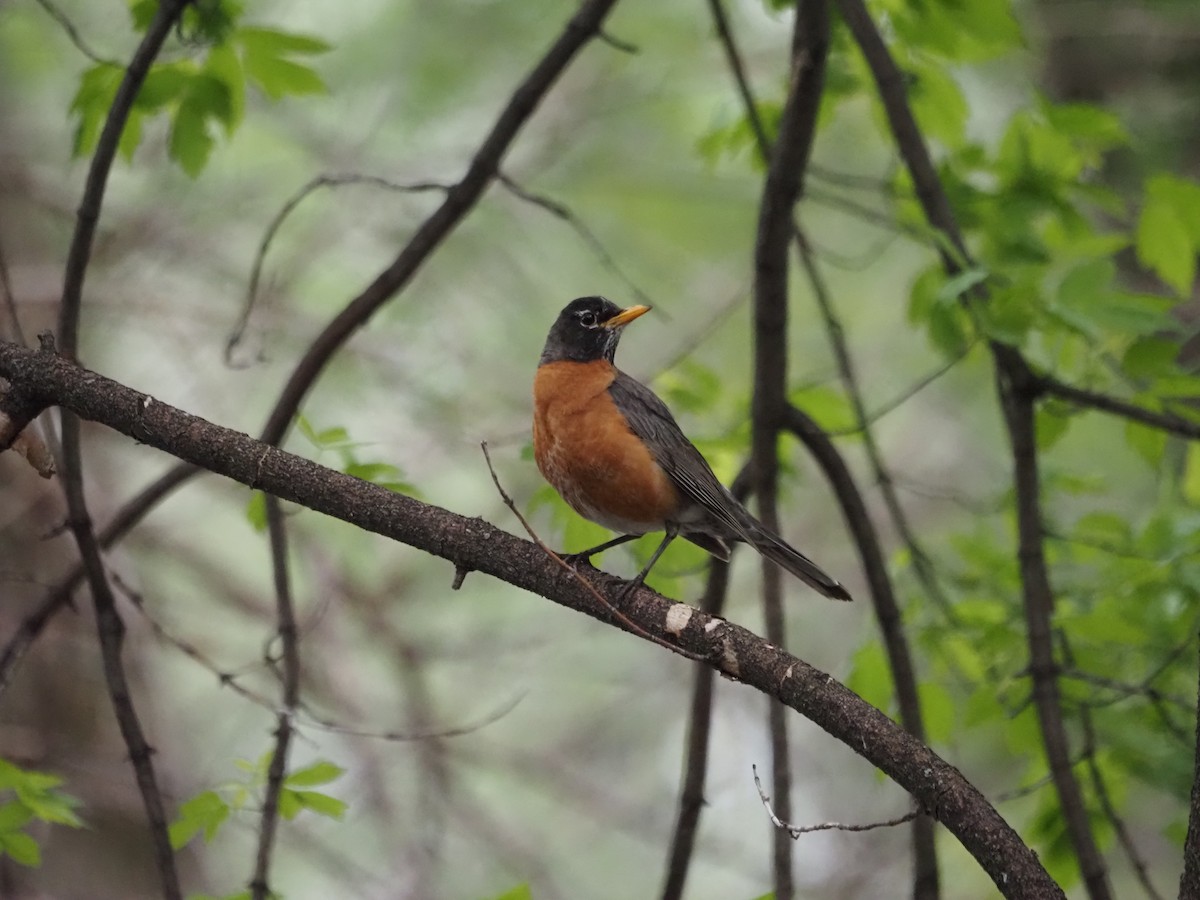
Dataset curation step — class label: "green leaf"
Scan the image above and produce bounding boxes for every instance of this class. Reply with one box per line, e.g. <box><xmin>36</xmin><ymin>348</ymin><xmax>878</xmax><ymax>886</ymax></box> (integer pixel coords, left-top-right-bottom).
<box><xmin>128</xmin><ymin>0</ymin><xmax>157</xmax><ymax>31</ymax></box>
<box><xmin>1184</xmin><ymin>443</ymin><xmax>1200</xmax><ymax>506</ymax></box>
<box><xmin>909</xmin><ymin>62</ymin><xmax>968</xmax><ymax>148</ymax></box>
<box><xmin>0</xmin><ymin>832</ymin><xmax>40</xmax><ymax>867</ymax></box>
<box><xmin>70</xmin><ymin>64</ymin><xmax>123</xmax><ymax>157</ymax></box>
<box><xmin>343</xmin><ymin>461</ymin><xmax>417</xmax><ymax>495</ymax></box>
<box><xmin>238</xmin><ymin>28</ymin><xmax>328</xmax><ymax>101</ymax></box>
<box><xmin>237</xmin><ymin>27</ymin><xmax>332</xmax><ymax>57</ymax></box>
<box><xmin>0</xmin><ymin>803</ymin><xmax>33</xmax><ymax>832</ymax></box>
<box><xmin>935</xmin><ymin>268</ymin><xmax>989</xmax><ymax>306</ymax></box>
<box><xmin>1137</xmin><ymin>174</ymin><xmax>1200</xmax><ymax>296</ymax></box>
<box><xmin>846</xmin><ymin>640</ymin><xmax>891</xmax><ymax>711</ymax></box>
<box><xmin>169</xmin><ymin>94</ymin><xmax>216</xmax><ymax>178</ymax></box>
<box><xmin>1072</xmin><ymin>512</ymin><xmax>1131</xmax><ymax>550</ymax></box>
<box><xmin>286</xmin><ymin>789</ymin><xmax>347</xmax><ymax>820</ymax></box>
<box><xmin>244</xmin><ymin>55</ymin><xmax>326</xmax><ymax>100</ymax></box>
<box><xmin>169</xmin><ymin>791</ymin><xmax>229</xmax><ymax>849</ymax></box>
<box><xmin>285</xmin><ymin>761</ymin><xmax>344</xmax><ymax>788</ymax></box>
<box><xmin>246</xmin><ymin>491</ymin><xmax>267</xmax><ymax>532</ymax></box>
<box><xmin>488</xmin><ymin>886</ymin><xmax>533</xmax><ymax>900</ymax></box>
<box><xmin>789</xmin><ymin>385</ymin><xmax>856</xmax><ymax>433</ymax></box>
<box><xmin>1125</xmin><ymin>420</ymin><xmax>1167</xmax><ymax>468</ymax></box>
<box><xmin>918</xmin><ymin>679</ymin><xmax>955</xmax><ymax>744</ymax></box>
<box><xmin>205</xmin><ymin>45</ymin><xmax>246</xmax><ymax>130</ymax></box>
<box><xmin>1055</xmin><ymin>259</ymin><xmax>1173</xmax><ymax>336</ymax></box>
<box><xmin>136</xmin><ymin>64</ymin><xmax>193</xmax><ymax>112</ymax></box>
<box><xmin>1123</xmin><ymin>338</ymin><xmax>1180</xmax><ymax>379</ymax></box>
<box><xmin>1035</xmin><ymin>405</ymin><xmax>1070</xmax><ymax>450</ymax></box>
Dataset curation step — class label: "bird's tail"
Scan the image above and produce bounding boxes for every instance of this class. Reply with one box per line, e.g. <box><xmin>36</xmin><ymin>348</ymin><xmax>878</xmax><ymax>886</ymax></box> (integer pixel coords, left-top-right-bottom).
<box><xmin>749</xmin><ymin>526</ymin><xmax>852</xmax><ymax>601</ymax></box>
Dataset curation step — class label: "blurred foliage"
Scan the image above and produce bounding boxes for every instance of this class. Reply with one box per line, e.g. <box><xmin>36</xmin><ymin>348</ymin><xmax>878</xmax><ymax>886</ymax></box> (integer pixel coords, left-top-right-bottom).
<box><xmin>0</xmin><ymin>760</ymin><xmax>82</xmax><ymax>868</ymax></box>
<box><xmin>2</xmin><ymin>0</ymin><xmax>1200</xmax><ymax>897</ymax></box>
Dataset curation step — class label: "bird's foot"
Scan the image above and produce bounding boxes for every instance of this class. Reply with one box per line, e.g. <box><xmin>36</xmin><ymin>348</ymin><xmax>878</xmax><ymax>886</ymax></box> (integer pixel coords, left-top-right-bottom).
<box><xmin>560</xmin><ymin>550</ymin><xmax>597</xmax><ymax>569</ymax></box>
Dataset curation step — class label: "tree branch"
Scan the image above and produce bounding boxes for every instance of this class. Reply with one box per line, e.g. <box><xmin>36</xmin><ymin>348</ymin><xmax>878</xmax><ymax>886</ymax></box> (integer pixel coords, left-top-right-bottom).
<box><xmin>997</xmin><ymin>374</ymin><xmax>1112</xmax><ymax>900</ymax></box>
<box><xmin>709</xmin><ymin>4</ymin><xmax>939</xmax><ymax>892</ymax></box>
<box><xmin>0</xmin><ymin>0</ymin><xmax>622</xmax><ymax>714</ymax></box>
<box><xmin>750</xmin><ymin>3</ymin><xmax>829</xmax><ymax>895</ymax></box>
<box><xmin>0</xmin><ymin>338</ymin><xmax>1064</xmax><ymax>898</ymax></box>
<box><xmin>250</xmin><ymin>497</ymin><xmax>301</xmax><ymax>900</ymax></box>
<box><xmin>836</xmin><ymin>0</ymin><xmax>1113</xmax><ymax>894</ymax></box>
<box><xmin>1180</xmin><ymin>637</ymin><xmax>1200</xmax><ymax>899</ymax></box>
<box><xmin>1038</xmin><ymin>374</ymin><xmax>1200</xmax><ymax>440</ymax></box>
<box><xmin>659</xmin><ymin>557</ymin><xmax>732</xmax><ymax>900</ymax></box>
<box><xmin>0</xmin><ymin>462</ymin><xmax>196</xmax><ymax>699</ymax></box>
<box><xmin>58</xmin><ymin>0</ymin><xmax>188</xmax><ymax>359</ymax></box>
<box><xmin>257</xmin><ymin>0</ymin><xmax>622</xmax><ymax>447</ymax></box>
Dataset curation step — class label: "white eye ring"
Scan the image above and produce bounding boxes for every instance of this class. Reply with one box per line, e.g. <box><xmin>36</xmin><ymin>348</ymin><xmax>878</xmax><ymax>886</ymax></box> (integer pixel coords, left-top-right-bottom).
<box><xmin>579</xmin><ymin>311</ymin><xmax>598</xmax><ymax>328</ymax></box>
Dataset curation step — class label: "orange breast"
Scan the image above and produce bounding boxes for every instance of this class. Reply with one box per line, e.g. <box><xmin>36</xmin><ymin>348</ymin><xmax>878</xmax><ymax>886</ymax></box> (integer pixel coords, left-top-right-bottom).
<box><xmin>533</xmin><ymin>360</ymin><xmax>680</xmax><ymax>535</ymax></box>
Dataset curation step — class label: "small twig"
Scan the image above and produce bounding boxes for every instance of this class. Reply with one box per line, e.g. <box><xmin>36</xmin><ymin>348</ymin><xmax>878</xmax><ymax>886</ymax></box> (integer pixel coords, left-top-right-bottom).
<box><xmin>0</xmin><ymin>235</ymin><xmax>26</xmax><ymax>347</ymax></box>
<box><xmin>1065</xmin><ymin>636</ymin><xmax>1165</xmax><ymax>900</ymax></box>
<box><xmin>479</xmin><ymin>441</ymin><xmax>704</xmax><ymax>662</ymax></box>
<box><xmin>1038</xmin><ymin>374</ymin><xmax>1200</xmax><ymax>441</ymax></box>
<box><xmin>1179</xmin><ymin>636</ymin><xmax>1200</xmax><ymax>899</ymax></box>
<box><xmin>1060</xmin><ymin>668</ymin><xmax>1193</xmax><ymax>714</ymax></box>
<box><xmin>32</xmin><ymin>0</ymin><xmax>115</xmax><ymax>64</ymax></box>
<box><xmin>993</xmin><ymin>760</ymin><xmax>1082</xmax><ymax>804</ymax></box>
<box><xmin>229</xmin><ymin>175</ymin><xmax>453</xmax><ymax>364</ymax></box>
<box><xmin>496</xmin><ymin>172</ymin><xmax>654</xmax><ymax>310</ymax></box>
<box><xmin>597</xmin><ymin>28</ymin><xmax>638</xmax><ymax>53</ymax></box>
<box><xmin>115</xmin><ymin>569</ymin><xmax>521</xmax><ymax>742</ymax></box>
<box><xmin>0</xmin><ymin>462</ymin><xmax>198</xmax><ymax>702</ymax></box>
<box><xmin>795</xmin><ymin>230</ymin><xmax>956</xmax><ymax>620</ymax></box>
<box><xmin>753</xmin><ymin>765</ymin><xmax>920</xmax><ymax>837</ymax></box>
<box><xmin>826</xmin><ymin>344</ymin><xmax>974</xmax><ymax>436</ymax></box>
<box><xmin>250</xmin><ymin>496</ymin><xmax>301</xmax><ymax>900</ymax></box>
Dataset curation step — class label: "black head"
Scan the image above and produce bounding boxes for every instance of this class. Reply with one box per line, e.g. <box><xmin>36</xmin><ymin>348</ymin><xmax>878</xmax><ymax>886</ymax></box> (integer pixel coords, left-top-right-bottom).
<box><xmin>539</xmin><ymin>296</ymin><xmax>651</xmax><ymax>365</ymax></box>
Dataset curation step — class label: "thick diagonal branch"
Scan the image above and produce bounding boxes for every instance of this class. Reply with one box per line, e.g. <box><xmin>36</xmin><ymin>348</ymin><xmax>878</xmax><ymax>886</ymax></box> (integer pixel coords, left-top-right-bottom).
<box><xmin>0</xmin><ymin>338</ymin><xmax>1063</xmax><ymax>898</ymax></box>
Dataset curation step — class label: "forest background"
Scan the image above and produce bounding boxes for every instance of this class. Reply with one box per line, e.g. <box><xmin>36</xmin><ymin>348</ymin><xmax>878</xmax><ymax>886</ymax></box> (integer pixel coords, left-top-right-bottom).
<box><xmin>2</xmin><ymin>0</ymin><xmax>1200</xmax><ymax>898</ymax></box>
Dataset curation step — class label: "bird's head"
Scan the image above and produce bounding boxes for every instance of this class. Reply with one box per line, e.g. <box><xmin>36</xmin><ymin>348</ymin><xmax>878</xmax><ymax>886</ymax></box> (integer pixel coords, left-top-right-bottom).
<box><xmin>539</xmin><ymin>296</ymin><xmax>651</xmax><ymax>365</ymax></box>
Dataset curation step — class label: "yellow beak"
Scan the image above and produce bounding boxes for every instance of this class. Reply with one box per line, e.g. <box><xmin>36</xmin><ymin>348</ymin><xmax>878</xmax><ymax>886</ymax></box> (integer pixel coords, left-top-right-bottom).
<box><xmin>602</xmin><ymin>305</ymin><xmax>651</xmax><ymax>329</ymax></box>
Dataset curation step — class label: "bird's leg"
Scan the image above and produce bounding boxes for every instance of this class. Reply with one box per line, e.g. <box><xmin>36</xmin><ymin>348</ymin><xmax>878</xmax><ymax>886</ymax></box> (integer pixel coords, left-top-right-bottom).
<box><xmin>617</xmin><ymin>526</ymin><xmax>677</xmax><ymax>600</ymax></box>
<box><xmin>563</xmin><ymin>533</ymin><xmax>639</xmax><ymax>566</ymax></box>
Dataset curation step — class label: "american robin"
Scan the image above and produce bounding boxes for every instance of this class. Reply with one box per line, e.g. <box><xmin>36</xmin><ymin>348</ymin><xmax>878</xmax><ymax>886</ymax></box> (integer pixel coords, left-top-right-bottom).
<box><xmin>533</xmin><ymin>296</ymin><xmax>851</xmax><ymax>601</ymax></box>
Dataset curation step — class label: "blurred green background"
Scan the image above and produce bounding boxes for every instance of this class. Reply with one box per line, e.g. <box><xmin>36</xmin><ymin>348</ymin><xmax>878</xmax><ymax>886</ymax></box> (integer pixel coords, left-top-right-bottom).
<box><xmin>2</xmin><ymin>0</ymin><xmax>1199</xmax><ymax>897</ymax></box>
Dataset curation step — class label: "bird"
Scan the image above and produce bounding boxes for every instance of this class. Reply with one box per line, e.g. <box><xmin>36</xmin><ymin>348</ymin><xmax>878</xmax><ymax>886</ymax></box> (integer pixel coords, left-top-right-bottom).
<box><xmin>532</xmin><ymin>296</ymin><xmax>851</xmax><ymax>601</ymax></box>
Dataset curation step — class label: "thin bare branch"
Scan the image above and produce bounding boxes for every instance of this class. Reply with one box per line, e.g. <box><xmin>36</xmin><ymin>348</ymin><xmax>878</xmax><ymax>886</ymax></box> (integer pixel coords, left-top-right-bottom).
<box><xmin>229</xmin><ymin>175</ymin><xmax>453</xmax><ymax>364</ymax></box>
<box><xmin>1064</xmin><ymin>638</ymin><xmax>1165</xmax><ymax>900</ymax></box>
<box><xmin>836</xmin><ymin>0</ymin><xmax>1111</xmax><ymax>894</ymax></box>
<box><xmin>827</xmin><ymin>345</ymin><xmax>972</xmax><ymax>436</ymax></box>
<box><xmin>660</xmin><ymin>467</ymin><xmax>748</xmax><ymax>900</ymax></box>
<box><xmin>0</xmin><ymin>462</ymin><xmax>197</xmax><ymax>700</ymax></box>
<box><xmin>1180</xmin><ymin>637</ymin><xmax>1200</xmax><ymax>899</ymax></box>
<box><xmin>250</xmin><ymin>497</ymin><xmax>301</xmax><ymax>900</ymax></box>
<box><xmin>750</xmin><ymin>3</ymin><xmax>830</xmax><ymax>895</ymax></box>
<box><xmin>496</xmin><ymin>172</ymin><xmax>654</xmax><ymax>309</ymax></box>
<box><xmin>753</xmin><ymin>765</ymin><xmax>920</xmax><ymax>837</ymax></box>
<box><xmin>1038</xmin><ymin>374</ymin><xmax>1200</xmax><ymax>440</ymax></box>
<box><xmin>32</xmin><ymin>0</ymin><xmax>114</xmax><ymax>64</ymax></box>
<box><xmin>710</xmin><ymin>0</ymin><xmax>938</xmax><ymax>892</ymax></box>
<box><xmin>998</xmin><ymin>375</ymin><xmax>1112</xmax><ymax>900</ymax></box>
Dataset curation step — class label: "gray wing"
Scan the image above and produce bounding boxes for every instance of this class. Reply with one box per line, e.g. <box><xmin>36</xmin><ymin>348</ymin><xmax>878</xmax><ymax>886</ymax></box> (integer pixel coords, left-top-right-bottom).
<box><xmin>608</xmin><ymin>370</ymin><xmax>755</xmax><ymax>543</ymax></box>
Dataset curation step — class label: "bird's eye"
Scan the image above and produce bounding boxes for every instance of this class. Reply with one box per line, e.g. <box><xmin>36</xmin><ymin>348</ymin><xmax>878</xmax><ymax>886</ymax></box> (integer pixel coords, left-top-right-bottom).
<box><xmin>578</xmin><ymin>311</ymin><xmax>598</xmax><ymax>328</ymax></box>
